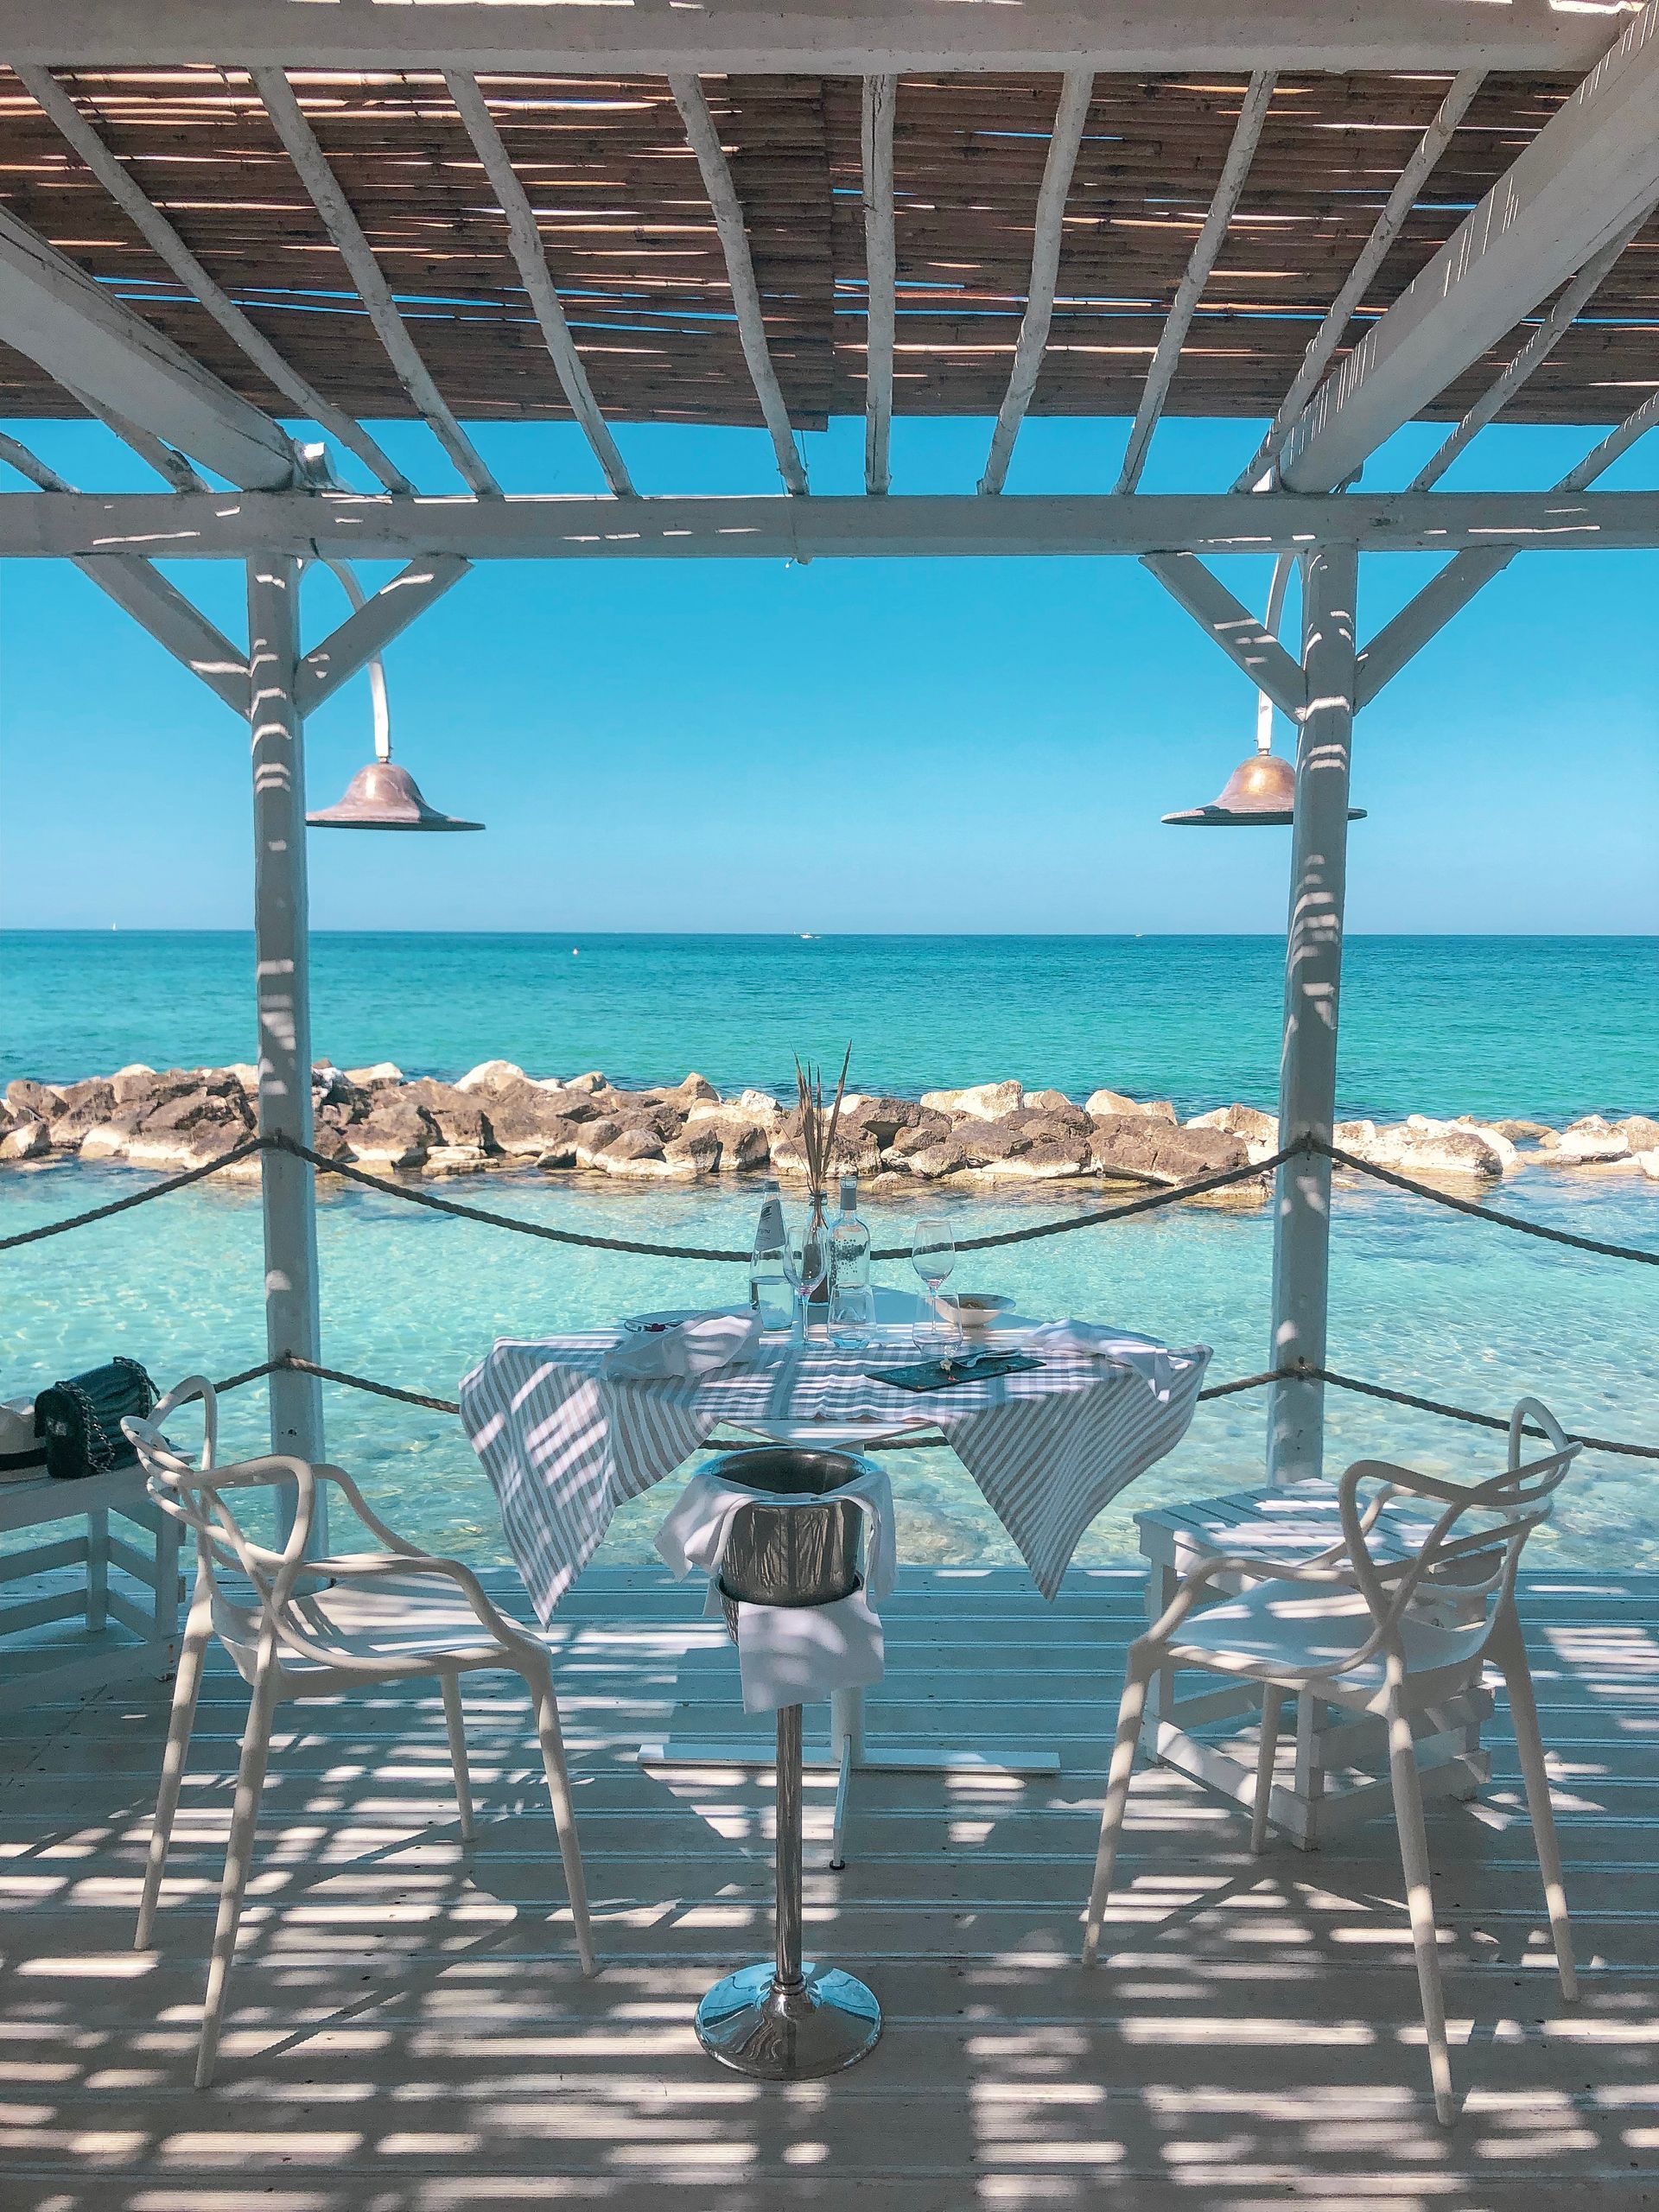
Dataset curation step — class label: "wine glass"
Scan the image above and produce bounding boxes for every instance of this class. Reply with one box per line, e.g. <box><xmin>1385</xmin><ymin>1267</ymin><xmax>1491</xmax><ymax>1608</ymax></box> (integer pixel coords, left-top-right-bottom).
<box><xmin>910</xmin><ymin>1217</ymin><xmax>956</xmax><ymax>1349</ymax></box>
<box><xmin>783</xmin><ymin>1219</ymin><xmax>830</xmax><ymax>1340</ymax></box>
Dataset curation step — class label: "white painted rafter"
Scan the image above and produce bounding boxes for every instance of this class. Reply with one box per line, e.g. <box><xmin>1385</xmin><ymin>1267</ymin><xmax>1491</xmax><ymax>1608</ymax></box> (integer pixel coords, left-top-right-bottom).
<box><xmin>670</xmin><ymin>74</ymin><xmax>808</xmax><ymax>497</ymax></box>
<box><xmin>251</xmin><ymin>67</ymin><xmax>499</xmax><ymax>499</ymax></box>
<box><xmin>1279</xmin><ymin>0</ymin><xmax>1659</xmax><ymax>492</ymax></box>
<box><xmin>0</xmin><ymin>2</ymin><xmax>1628</xmax><ymax>75</ymax></box>
<box><xmin>1407</xmin><ymin>204</ymin><xmax>1653</xmax><ymax>492</ymax></box>
<box><xmin>861</xmin><ymin>73</ymin><xmax>898</xmax><ymax>498</ymax></box>
<box><xmin>296</xmin><ymin>556</ymin><xmax>472</xmax><ymax>715</ymax></box>
<box><xmin>16</xmin><ymin>64</ymin><xmax>410</xmax><ymax>495</ymax></box>
<box><xmin>10</xmin><ymin>488</ymin><xmax>1659</xmax><ymax>563</ymax></box>
<box><xmin>443</xmin><ymin>72</ymin><xmax>633</xmax><ymax>498</ymax></box>
<box><xmin>1235</xmin><ymin>67</ymin><xmax>1487</xmax><ymax>492</ymax></box>
<box><xmin>978</xmin><ymin>69</ymin><xmax>1094</xmax><ymax>497</ymax></box>
<box><xmin>0</xmin><ymin>429</ymin><xmax>250</xmax><ymax>711</ymax></box>
<box><xmin>0</xmin><ymin>202</ymin><xmax>297</xmax><ymax>490</ymax></box>
<box><xmin>1116</xmin><ymin>70</ymin><xmax>1275</xmax><ymax>495</ymax></box>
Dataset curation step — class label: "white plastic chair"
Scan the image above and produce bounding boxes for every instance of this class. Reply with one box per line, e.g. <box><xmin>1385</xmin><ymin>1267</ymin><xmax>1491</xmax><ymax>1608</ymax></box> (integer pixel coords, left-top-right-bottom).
<box><xmin>123</xmin><ymin>1376</ymin><xmax>595</xmax><ymax>2089</ymax></box>
<box><xmin>1081</xmin><ymin>1398</ymin><xmax>1582</xmax><ymax>2124</ymax></box>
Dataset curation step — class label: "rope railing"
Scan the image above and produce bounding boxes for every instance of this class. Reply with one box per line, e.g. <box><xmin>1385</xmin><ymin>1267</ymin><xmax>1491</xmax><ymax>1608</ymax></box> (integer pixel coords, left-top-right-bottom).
<box><xmin>242</xmin><ymin>1351</ymin><xmax>1656</xmax><ymax>1462</ymax></box>
<box><xmin>6</xmin><ymin>1124</ymin><xmax>1656</xmax><ymax>1267</ymax></box>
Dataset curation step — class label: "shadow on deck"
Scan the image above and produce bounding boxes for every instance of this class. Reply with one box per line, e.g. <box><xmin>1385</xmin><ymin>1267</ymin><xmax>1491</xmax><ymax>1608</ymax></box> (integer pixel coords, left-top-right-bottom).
<box><xmin>2</xmin><ymin>1564</ymin><xmax>1656</xmax><ymax>2209</ymax></box>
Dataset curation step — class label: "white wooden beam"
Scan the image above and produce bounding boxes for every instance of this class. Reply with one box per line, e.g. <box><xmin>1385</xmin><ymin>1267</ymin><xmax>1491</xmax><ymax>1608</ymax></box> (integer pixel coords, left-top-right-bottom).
<box><xmin>861</xmin><ymin>74</ymin><xmax>898</xmax><ymax>499</ymax></box>
<box><xmin>251</xmin><ymin>67</ymin><xmax>499</xmax><ymax>499</ymax></box>
<box><xmin>11</xmin><ymin>487</ymin><xmax>1659</xmax><ymax>563</ymax></box>
<box><xmin>1279</xmin><ymin>1</ymin><xmax>1659</xmax><ymax>492</ymax></box>
<box><xmin>1357</xmin><ymin>378</ymin><xmax>1659</xmax><ymax>702</ymax></box>
<box><xmin>0</xmin><ymin>2</ymin><xmax>1628</xmax><ymax>74</ymax></box>
<box><xmin>979</xmin><ymin>70</ymin><xmax>1094</xmax><ymax>497</ymax></box>
<box><xmin>1268</xmin><ymin>540</ymin><xmax>1359</xmax><ymax>1487</ymax></box>
<box><xmin>0</xmin><ymin>429</ymin><xmax>250</xmax><ymax>711</ymax></box>
<box><xmin>1407</xmin><ymin>205</ymin><xmax>1651</xmax><ymax>491</ymax></box>
<box><xmin>0</xmin><ymin>202</ymin><xmax>296</xmax><ymax>490</ymax></box>
<box><xmin>670</xmin><ymin>74</ymin><xmax>809</xmax><ymax>498</ymax></box>
<box><xmin>15</xmin><ymin>64</ymin><xmax>410</xmax><ymax>495</ymax></box>
<box><xmin>1235</xmin><ymin>67</ymin><xmax>1487</xmax><ymax>492</ymax></box>
<box><xmin>1116</xmin><ymin>71</ymin><xmax>1276</xmax><ymax>495</ymax></box>
<box><xmin>63</xmin><ymin>385</ymin><xmax>207</xmax><ymax>493</ymax></box>
<box><xmin>296</xmin><ymin>555</ymin><xmax>471</xmax><ymax>715</ymax></box>
<box><xmin>443</xmin><ymin>72</ymin><xmax>633</xmax><ymax>499</ymax></box>
<box><xmin>246</xmin><ymin>550</ymin><xmax>326</xmax><ymax>1503</ymax></box>
<box><xmin>1140</xmin><ymin>551</ymin><xmax>1306</xmax><ymax>721</ymax></box>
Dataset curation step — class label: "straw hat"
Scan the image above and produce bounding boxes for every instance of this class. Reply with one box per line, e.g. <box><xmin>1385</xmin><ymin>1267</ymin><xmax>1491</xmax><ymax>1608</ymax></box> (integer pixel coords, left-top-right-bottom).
<box><xmin>0</xmin><ymin>1399</ymin><xmax>43</xmax><ymax>1478</ymax></box>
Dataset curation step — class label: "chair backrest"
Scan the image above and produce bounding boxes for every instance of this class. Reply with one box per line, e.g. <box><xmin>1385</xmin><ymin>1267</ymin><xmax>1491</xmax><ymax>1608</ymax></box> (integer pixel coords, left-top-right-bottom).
<box><xmin>123</xmin><ymin>1376</ymin><xmax>322</xmax><ymax>1677</ymax></box>
<box><xmin>1333</xmin><ymin>1395</ymin><xmax>1581</xmax><ymax>1677</ymax></box>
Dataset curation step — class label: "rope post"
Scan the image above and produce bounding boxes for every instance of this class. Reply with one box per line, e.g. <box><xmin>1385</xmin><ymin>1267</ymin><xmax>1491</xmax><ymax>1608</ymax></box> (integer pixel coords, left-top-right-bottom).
<box><xmin>1268</xmin><ymin>541</ymin><xmax>1358</xmax><ymax>1488</ymax></box>
<box><xmin>247</xmin><ymin>554</ymin><xmax>327</xmax><ymax>1548</ymax></box>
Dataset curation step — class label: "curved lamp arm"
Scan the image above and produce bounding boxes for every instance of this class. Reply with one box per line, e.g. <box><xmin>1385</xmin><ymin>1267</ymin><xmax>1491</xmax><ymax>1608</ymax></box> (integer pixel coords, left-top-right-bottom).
<box><xmin>318</xmin><ymin>558</ymin><xmax>392</xmax><ymax>763</ymax></box>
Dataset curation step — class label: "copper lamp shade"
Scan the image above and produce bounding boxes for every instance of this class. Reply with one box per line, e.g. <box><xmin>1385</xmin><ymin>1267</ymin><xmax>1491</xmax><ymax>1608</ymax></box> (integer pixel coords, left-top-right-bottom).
<box><xmin>307</xmin><ymin>760</ymin><xmax>483</xmax><ymax>832</ymax></box>
<box><xmin>1163</xmin><ymin>749</ymin><xmax>1365</xmax><ymax>827</ymax></box>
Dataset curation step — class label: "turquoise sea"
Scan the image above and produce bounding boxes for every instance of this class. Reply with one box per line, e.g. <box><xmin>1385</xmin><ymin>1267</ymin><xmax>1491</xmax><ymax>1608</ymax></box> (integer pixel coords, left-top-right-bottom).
<box><xmin>3</xmin><ymin>931</ymin><xmax>1655</xmax><ymax>1572</ymax></box>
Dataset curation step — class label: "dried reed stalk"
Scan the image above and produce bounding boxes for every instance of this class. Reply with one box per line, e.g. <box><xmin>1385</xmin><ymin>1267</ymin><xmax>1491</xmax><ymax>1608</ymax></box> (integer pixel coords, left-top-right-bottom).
<box><xmin>793</xmin><ymin>1044</ymin><xmax>853</xmax><ymax>1195</ymax></box>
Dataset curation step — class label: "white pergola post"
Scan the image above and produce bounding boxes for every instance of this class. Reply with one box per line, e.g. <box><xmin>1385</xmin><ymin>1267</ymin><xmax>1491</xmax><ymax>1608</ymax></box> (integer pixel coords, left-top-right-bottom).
<box><xmin>1267</xmin><ymin>540</ymin><xmax>1358</xmax><ymax>1486</ymax></box>
<box><xmin>246</xmin><ymin>555</ymin><xmax>326</xmax><ymax>1528</ymax></box>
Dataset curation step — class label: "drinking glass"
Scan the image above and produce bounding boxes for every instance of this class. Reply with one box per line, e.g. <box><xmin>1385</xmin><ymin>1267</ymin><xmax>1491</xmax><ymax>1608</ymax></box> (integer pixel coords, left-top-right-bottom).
<box><xmin>829</xmin><ymin>1281</ymin><xmax>877</xmax><ymax>1351</ymax></box>
<box><xmin>910</xmin><ymin>1217</ymin><xmax>957</xmax><ymax>1349</ymax></box>
<box><xmin>783</xmin><ymin>1221</ymin><xmax>830</xmax><ymax>1340</ymax></box>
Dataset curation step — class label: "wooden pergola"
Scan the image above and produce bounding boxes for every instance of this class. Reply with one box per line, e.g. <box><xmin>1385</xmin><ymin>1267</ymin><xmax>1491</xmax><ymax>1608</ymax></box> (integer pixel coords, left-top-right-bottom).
<box><xmin>3</xmin><ymin>0</ymin><xmax>1658</xmax><ymax>1522</ymax></box>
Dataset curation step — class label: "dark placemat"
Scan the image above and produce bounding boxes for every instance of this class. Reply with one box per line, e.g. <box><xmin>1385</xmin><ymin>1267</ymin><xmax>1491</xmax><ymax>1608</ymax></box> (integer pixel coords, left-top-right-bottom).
<box><xmin>865</xmin><ymin>1352</ymin><xmax>1047</xmax><ymax>1395</ymax></box>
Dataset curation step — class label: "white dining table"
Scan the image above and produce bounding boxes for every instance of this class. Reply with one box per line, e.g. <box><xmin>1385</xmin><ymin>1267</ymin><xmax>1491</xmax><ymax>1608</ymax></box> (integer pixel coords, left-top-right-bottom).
<box><xmin>460</xmin><ymin>1290</ymin><xmax>1210</xmax><ymax>1823</ymax></box>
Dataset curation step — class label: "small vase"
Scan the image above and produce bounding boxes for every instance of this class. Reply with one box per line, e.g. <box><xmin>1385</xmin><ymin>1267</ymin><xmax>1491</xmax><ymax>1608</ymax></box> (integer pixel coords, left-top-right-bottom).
<box><xmin>804</xmin><ymin>1188</ymin><xmax>833</xmax><ymax>1313</ymax></box>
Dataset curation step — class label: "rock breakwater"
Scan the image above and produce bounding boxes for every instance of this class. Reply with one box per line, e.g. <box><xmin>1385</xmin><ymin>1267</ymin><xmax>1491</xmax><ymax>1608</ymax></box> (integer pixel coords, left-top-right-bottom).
<box><xmin>3</xmin><ymin>1062</ymin><xmax>1656</xmax><ymax>1198</ymax></box>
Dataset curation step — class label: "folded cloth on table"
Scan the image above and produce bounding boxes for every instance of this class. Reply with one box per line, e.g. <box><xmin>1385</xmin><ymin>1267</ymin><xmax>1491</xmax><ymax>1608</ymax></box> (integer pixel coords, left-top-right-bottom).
<box><xmin>601</xmin><ymin>1310</ymin><xmax>767</xmax><ymax>1382</ymax></box>
<box><xmin>1020</xmin><ymin>1320</ymin><xmax>1186</xmax><ymax>1401</ymax></box>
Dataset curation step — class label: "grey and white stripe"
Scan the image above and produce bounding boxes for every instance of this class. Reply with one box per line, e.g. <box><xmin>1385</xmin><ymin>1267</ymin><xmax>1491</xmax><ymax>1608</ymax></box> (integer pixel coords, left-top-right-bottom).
<box><xmin>460</xmin><ymin>1333</ymin><xmax>1211</xmax><ymax>1618</ymax></box>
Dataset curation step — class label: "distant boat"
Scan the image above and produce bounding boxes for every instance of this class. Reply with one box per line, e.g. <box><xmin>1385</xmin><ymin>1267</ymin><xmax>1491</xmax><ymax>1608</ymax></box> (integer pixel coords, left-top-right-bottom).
<box><xmin>800</xmin><ymin>933</ymin><xmax>816</xmax><ymax>941</ymax></box>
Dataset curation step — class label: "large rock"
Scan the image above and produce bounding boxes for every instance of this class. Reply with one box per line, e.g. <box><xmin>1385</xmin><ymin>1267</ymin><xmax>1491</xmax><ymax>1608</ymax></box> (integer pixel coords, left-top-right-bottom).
<box><xmin>881</xmin><ymin>1112</ymin><xmax>952</xmax><ymax>1160</ymax></box>
<box><xmin>640</xmin><ymin>1071</ymin><xmax>720</xmax><ymax>1109</ymax></box>
<box><xmin>128</xmin><ymin>1118</ymin><xmax>251</xmax><ymax>1173</ymax></box>
<box><xmin>422</xmin><ymin>1145</ymin><xmax>488</xmax><ymax>1178</ymax></box>
<box><xmin>663</xmin><ymin>1129</ymin><xmax>722</xmax><ymax>1179</ymax></box>
<box><xmin>532</xmin><ymin>1120</ymin><xmax>588</xmax><ymax>1170</ymax></box>
<box><xmin>836</xmin><ymin>1094</ymin><xmax>929</xmax><ymax>1147</ymax></box>
<box><xmin>680</xmin><ymin>1111</ymin><xmax>772</xmax><ymax>1172</ymax></box>
<box><xmin>109</xmin><ymin>1064</ymin><xmax>156</xmax><ymax>1104</ymax></box>
<box><xmin>1555</xmin><ymin>1115</ymin><xmax>1630</xmax><ymax>1164</ymax></box>
<box><xmin>1637</xmin><ymin>1148</ymin><xmax>1659</xmax><ymax>1182</ymax></box>
<box><xmin>573</xmin><ymin>1116</ymin><xmax>627</xmax><ymax>1168</ymax></box>
<box><xmin>0</xmin><ymin>1118</ymin><xmax>49</xmax><ymax>1160</ymax></box>
<box><xmin>79</xmin><ymin>1107</ymin><xmax>149</xmax><ymax>1160</ymax></box>
<box><xmin>1084</xmin><ymin>1088</ymin><xmax>1177</xmax><ymax>1123</ymax></box>
<box><xmin>897</xmin><ymin>1138</ymin><xmax>969</xmax><ymax>1180</ymax></box>
<box><xmin>1362</xmin><ymin>1122</ymin><xmax>1507</xmax><ymax>1179</ymax></box>
<box><xmin>455</xmin><ymin>1059</ymin><xmax>526</xmax><ymax>1095</ymax></box>
<box><xmin>403</xmin><ymin>1077</ymin><xmax>496</xmax><ymax>1151</ymax></box>
<box><xmin>342</xmin><ymin>1062</ymin><xmax>404</xmax><ymax>1090</ymax></box>
<box><xmin>953</xmin><ymin>1119</ymin><xmax>1033</xmax><ymax>1168</ymax></box>
<box><xmin>1017</xmin><ymin>1096</ymin><xmax>1093</xmax><ymax>1136</ymax></box>
<box><xmin>972</xmin><ymin>1133</ymin><xmax>1091</xmax><ymax>1181</ymax></box>
<box><xmin>142</xmin><ymin>1085</ymin><xmax>254</xmax><ymax>1135</ymax></box>
<box><xmin>1473</xmin><ymin>1116</ymin><xmax>1554</xmax><ymax>1145</ymax></box>
<box><xmin>4</xmin><ymin>1077</ymin><xmax>61</xmax><ymax>1121</ymax></box>
<box><xmin>486</xmin><ymin>1080</ymin><xmax>601</xmax><ymax>1157</ymax></box>
<box><xmin>47</xmin><ymin>1080</ymin><xmax>117</xmax><ymax>1149</ymax></box>
<box><xmin>348</xmin><ymin>1099</ymin><xmax>437</xmax><ymax>1171</ymax></box>
<box><xmin>1620</xmin><ymin>1115</ymin><xmax>1659</xmax><ymax>1154</ymax></box>
<box><xmin>920</xmin><ymin>1080</ymin><xmax>1024</xmax><ymax>1122</ymax></box>
<box><xmin>591</xmin><ymin>1124</ymin><xmax>672</xmax><ymax>1178</ymax></box>
<box><xmin>1090</xmin><ymin>1115</ymin><xmax>1249</xmax><ymax>1185</ymax></box>
<box><xmin>1404</xmin><ymin>1113</ymin><xmax>1516</xmax><ymax>1171</ymax></box>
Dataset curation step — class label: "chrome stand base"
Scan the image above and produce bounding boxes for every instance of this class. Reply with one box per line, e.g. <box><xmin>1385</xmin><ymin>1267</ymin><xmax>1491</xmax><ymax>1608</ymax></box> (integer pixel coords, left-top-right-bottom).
<box><xmin>696</xmin><ymin>1960</ymin><xmax>882</xmax><ymax>2079</ymax></box>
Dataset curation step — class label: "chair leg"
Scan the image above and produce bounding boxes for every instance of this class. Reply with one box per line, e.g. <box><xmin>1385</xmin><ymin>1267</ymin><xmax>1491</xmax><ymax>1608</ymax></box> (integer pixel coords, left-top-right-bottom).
<box><xmin>1385</xmin><ymin>1689</ymin><xmax>1455</xmax><ymax>2126</ymax></box>
<box><xmin>1251</xmin><ymin>1692</ymin><xmax>1283</xmax><ymax>1856</ymax></box>
<box><xmin>195</xmin><ymin>1668</ymin><xmax>278</xmax><ymax>2090</ymax></box>
<box><xmin>1082</xmin><ymin>1651</ymin><xmax>1151</xmax><ymax>1967</ymax></box>
<box><xmin>528</xmin><ymin>1667</ymin><xmax>597</xmax><ymax>1979</ymax></box>
<box><xmin>137</xmin><ymin>1592</ymin><xmax>212</xmax><ymax>1948</ymax></box>
<box><xmin>1491</xmin><ymin>1608</ymin><xmax>1577</xmax><ymax>2001</ymax></box>
<box><xmin>441</xmin><ymin>1675</ymin><xmax>475</xmax><ymax>1842</ymax></box>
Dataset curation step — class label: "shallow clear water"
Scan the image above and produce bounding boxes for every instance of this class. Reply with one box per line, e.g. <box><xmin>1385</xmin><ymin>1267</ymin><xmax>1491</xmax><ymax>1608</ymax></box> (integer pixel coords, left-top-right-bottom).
<box><xmin>3</xmin><ymin>1154</ymin><xmax>1654</xmax><ymax>1573</ymax></box>
<box><xmin>4</xmin><ymin>930</ymin><xmax>1656</xmax><ymax>1122</ymax></box>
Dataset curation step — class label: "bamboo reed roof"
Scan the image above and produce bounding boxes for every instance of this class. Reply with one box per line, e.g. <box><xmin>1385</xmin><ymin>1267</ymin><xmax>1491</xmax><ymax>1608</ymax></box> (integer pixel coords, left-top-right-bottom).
<box><xmin>1</xmin><ymin>65</ymin><xmax>1656</xmax><ymax>431</ymax></box>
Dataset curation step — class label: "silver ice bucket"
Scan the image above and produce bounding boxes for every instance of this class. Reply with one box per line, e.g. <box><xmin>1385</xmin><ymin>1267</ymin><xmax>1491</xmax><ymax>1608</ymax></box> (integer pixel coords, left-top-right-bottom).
<box><xmin>705</xmin><ymin>1446</ymin><xmax>873</xmax><ymax>1636</ymax></box>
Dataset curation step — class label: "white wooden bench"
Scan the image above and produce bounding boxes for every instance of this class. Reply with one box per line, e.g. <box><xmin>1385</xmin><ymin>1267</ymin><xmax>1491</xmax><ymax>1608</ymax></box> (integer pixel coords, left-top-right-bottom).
<box><xmin>1135</xmin><ymin>1482</ymin><xmax>1491</xmax><ymax>1848</ymax></box>
<box><xmin>0</xmin><ymin>1464</ymin><xmax>182</xmax><ymax>1697</ymax></box>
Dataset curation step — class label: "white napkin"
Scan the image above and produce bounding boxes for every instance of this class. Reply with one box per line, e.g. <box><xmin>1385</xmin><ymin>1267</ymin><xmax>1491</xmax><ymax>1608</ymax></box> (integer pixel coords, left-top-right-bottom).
<box><xmin>602</xmin><ymin>1310</ymin><xmax>766</xmax><ymax>1382</ymax></box>
<box><xmin>656</xmin><ymin>1465</ymin><xmax>897</xmax><ymax>1602</ymax></box>
<box><xmin>1022</xmin><ymin>1320</ymin><xmax>1185</xmax><ymax>1400</ymax></box>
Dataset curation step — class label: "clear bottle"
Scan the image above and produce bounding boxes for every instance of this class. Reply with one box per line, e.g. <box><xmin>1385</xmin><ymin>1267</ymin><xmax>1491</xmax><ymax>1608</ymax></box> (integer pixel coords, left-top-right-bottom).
<box><xmin>748</xmin><ymin>1179</ymin><xmax>792</xmax><ymax>1332</ymax></box>
<box><xmin>829</xmin><ymin>1173</ymin><xmax>875</xmax><ymax>1347</ymax></box>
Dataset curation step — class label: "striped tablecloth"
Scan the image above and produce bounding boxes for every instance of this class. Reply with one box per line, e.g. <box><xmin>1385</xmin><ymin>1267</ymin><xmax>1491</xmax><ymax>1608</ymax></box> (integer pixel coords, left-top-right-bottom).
<box><xmin>460</xmin><ymin>1329</ymin><xmax>1211</xmax><ymax>1619</ymax></box>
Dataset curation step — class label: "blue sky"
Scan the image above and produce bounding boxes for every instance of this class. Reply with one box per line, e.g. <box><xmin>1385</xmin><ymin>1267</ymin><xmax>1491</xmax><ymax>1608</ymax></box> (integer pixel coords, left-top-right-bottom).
<box><xmin>1</xmin><ymin>408</ymin><xmax>1655</xmax><ymax>934</ymax></box>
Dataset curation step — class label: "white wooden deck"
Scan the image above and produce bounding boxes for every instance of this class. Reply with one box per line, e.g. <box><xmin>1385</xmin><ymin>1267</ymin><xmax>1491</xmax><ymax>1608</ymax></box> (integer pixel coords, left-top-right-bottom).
<box><xmin>3</xmin><ymin>1562</ymin><xmax>1657</xmax><ymax>2209</ymax></box>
